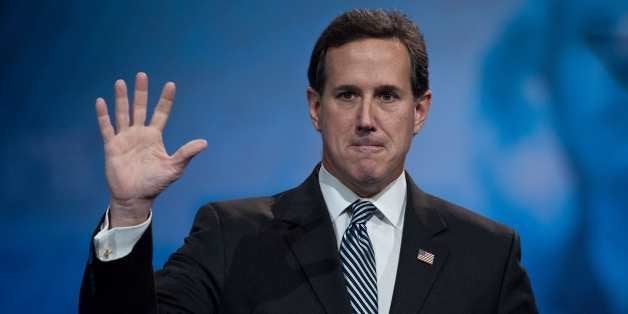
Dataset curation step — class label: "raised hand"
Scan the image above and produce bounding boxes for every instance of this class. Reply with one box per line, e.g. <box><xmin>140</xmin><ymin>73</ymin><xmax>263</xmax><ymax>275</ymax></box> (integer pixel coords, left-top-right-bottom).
<box><xmin>95</xmin><ymin>73</ymin><xmax>207</xmax><ymax>227</ymax></box>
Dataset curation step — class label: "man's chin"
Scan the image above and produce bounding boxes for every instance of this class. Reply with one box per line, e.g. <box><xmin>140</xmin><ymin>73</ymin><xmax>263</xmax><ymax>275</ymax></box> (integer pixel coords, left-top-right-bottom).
<box><xmin>349</xmin><ymin>163</ymin><xmax>383</xmax><ymax>184</ymax></box>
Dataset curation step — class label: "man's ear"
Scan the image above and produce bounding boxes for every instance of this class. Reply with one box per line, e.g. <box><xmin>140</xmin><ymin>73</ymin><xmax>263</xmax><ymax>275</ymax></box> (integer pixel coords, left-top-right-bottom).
<box><xmin>413</xmin><ymin>89</ymin><xmax>432</xmax><ymax>135</ymax></box>
<box><xmin>307</xmin><ymin>86</ymin><xmax>322</xmax><ymax>131</ymax></box>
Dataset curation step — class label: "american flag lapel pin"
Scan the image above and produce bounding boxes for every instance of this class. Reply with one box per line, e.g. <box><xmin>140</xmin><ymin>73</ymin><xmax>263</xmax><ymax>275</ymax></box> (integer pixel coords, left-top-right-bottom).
<box><xmin>417</xmin><ymin>249</ymin><xmax>435</xmax><ymax>265</ymax></box>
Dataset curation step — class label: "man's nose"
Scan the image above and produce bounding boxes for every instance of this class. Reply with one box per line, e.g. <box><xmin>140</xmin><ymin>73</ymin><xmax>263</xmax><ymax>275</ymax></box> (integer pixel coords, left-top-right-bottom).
<box><xmin>356</xmin><ymin>97</ymin><xmax>376</xmax><ymax>133</ymax></box>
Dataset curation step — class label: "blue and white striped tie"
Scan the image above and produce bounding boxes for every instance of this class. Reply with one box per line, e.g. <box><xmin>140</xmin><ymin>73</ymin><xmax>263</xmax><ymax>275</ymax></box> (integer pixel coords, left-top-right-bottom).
<box><xmin>340</xmin><ymin>199</ymin><xmax>378</xmax><ymax>314</ymax></box>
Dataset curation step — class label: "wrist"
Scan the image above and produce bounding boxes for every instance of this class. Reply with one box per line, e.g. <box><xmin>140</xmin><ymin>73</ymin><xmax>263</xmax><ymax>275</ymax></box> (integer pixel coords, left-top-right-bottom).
<box><xmin>109</xmin><ymin>198</ymin><xmax>152</xmax><ymax>228</ymax></box>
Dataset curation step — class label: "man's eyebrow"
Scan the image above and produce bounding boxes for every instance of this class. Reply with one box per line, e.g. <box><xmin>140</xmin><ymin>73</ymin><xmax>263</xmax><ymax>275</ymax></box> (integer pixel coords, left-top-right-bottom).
<box><xmin>331</xmin><ymin>84</ymin><xmax>404</xmax><ymax>94</ymax></box>
<box><xmin>374</xmin><ymin>85</ymin><xmax>402</xmax><ymax>93</ymax></box>
<box><xmin>332</xmin><ymin>85</ymin><xmax>361</xmax><ymax>92</ymax></box>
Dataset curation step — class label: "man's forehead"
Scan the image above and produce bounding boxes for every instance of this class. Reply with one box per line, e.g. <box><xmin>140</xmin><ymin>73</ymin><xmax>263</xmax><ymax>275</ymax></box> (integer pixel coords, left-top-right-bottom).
<box><xmin>326</xmin><ymin>37</ymin><xmax>407</xmax><ymax>59</ymax></box>
<box><xmin>323</xmin><ymin>38</ymin><xmax>412</xmax><ymax>87</ymax></box>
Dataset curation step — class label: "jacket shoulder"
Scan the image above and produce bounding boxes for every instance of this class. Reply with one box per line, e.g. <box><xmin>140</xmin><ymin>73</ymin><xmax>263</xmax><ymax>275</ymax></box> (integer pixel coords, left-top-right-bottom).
<box><xmin>423</xmin><ymin>192</ymin><xmax>515</xmax><ymax>244</ymax></box>
<box><xmin>189</xmin><ymin>196</ymin><xmax>276</xmax><ymax>231</ymax></box>
<box><xmin>189</xmin><ymin>184</ymin><xmax>301</xmax><ymax>233</ymax></box>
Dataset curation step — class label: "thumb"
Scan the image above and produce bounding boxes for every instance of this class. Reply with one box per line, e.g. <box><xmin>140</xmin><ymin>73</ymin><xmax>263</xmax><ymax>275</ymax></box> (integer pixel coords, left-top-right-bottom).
<box><xmin>172</xmin><ymin>139</ymin><xmax>208</xmax><ymax>166</ymax></box>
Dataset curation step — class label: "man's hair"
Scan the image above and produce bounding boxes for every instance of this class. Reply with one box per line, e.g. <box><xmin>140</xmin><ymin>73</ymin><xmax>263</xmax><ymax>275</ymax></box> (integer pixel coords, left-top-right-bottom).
<box><xmin>308</xmin><ymin>9</ymin><xmax>429</xmax><ymax>98</ymax></box>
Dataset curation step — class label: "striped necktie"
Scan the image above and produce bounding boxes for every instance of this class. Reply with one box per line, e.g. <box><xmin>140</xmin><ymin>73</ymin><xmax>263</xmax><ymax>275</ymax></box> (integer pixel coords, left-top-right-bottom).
<box><xmin>340</xmin><ymin>199</ymin><xmax>378</xmax><ymax>314</ymax></box>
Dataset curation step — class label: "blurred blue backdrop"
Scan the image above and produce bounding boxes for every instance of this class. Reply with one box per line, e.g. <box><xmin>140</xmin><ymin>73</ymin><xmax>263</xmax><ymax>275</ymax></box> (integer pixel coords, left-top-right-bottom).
<box><xmin>1</xmin><ymin>0</ymin><xmax>626</xmax><ymax>313</ymax></box>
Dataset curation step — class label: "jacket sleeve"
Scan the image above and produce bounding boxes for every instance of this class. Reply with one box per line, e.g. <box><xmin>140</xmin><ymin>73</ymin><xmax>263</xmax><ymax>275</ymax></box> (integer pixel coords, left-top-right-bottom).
<box><xmin>496</xmin><ymin>231</ymin><xmax>538</xmax><ymax>314</ymax></box>
<box><xmin>79</xmin><ymin>220</ymin><xmax>158</xmax><ymax>314</ymax></box>
<box><xmin>79</xmin><ymin>204</ymin><xmax>225</xmax><ymax>314</ymax></box>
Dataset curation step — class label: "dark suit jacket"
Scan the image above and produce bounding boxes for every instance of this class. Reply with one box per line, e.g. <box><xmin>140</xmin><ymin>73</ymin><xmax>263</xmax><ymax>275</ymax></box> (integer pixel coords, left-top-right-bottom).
<box><xmin>80</xmin><ymin>166</ymin><xmax>537</xmax><ymax>313</ymax></box>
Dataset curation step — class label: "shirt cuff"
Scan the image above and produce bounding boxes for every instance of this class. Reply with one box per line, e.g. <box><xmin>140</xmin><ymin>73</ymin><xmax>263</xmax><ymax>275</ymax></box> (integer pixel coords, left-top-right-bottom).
<box><xmin>93</xmin><ymin>207</ymin><xmax>152</xmax><ymax>262</ymax></box>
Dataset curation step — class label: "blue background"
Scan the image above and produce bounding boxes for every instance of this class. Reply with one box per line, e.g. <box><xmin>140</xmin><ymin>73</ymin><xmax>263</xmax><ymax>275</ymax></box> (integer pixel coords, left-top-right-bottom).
<box><xmin>1</xmin><ymin>0</ymin><xmax>627</xmax><ymax>313</ymax></box>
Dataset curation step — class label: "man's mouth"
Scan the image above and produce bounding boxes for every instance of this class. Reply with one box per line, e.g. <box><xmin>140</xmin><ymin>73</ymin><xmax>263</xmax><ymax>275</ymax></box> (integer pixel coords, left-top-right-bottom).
<box><xmin>349</xmin><ymin>141</ymin><xmax>385</xmax><ymax>153</ymax></box>
<box><xmin>353</xmin><ymin>145</ymin><xmax>384</xmax><ymax>153</ymax></box>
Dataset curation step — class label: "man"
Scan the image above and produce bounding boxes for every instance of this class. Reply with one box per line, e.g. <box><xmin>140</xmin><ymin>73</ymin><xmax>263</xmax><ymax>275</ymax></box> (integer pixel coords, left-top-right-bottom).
<box><xmin>80</xmin><ymin>9</ymin><xmax>537</xmax><ymax>314</ymax></box>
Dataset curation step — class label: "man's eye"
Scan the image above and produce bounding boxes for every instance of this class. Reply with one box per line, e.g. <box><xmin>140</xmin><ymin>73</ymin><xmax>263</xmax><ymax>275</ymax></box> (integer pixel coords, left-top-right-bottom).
<box><xmin>380</xmin><ymin>91</ymin><xmax>398</xmax><ymax>102</ymax></box>
<box><xmin>338</xmin><ymin>91</ymin><xmax>356</xmax><ymax>101</ymax></box>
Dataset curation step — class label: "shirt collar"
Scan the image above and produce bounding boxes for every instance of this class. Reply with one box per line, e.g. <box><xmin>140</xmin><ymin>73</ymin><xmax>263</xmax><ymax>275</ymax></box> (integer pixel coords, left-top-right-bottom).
<box><xmin>318</xmin><ymin>163</ymin><xmax>406</xmax><ymax>229</ymax></box>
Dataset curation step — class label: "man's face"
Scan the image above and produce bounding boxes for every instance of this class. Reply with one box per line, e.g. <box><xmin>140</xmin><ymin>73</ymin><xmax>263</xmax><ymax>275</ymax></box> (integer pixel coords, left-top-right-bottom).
<box><xmin>308</xmin><ymin>38</ymin><xmax>431</xmax><ymax>196</ymax></box>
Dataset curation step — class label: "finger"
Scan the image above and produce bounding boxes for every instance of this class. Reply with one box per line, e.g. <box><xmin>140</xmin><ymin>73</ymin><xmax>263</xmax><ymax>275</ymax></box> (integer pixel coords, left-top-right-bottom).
<box><xmin>95</xmin><ymin>98</ymin><xmax>115</xmax><ymax>143</ymax></box>
<box><xmin>172</xmin><ymin>139</ymin><xmax>208</xmax><ymax>166</ymax></box>
<box><xmin>149</xmin><ymin>82</ymin><xmax>176</xmax><ymax>131</ymax></box>
<box><xmin>132</xmin><ymin>72</ymin><xmax>148</xmax><ymax>126</ymax></box>
<box><xmin>114</xmin><ymin>79</ymin><xmax>130</xmax><ymax>131</ymax></box>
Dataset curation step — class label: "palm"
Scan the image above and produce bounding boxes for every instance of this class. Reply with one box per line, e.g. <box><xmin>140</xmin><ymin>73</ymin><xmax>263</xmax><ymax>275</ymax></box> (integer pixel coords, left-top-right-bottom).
<box><xmin>105</xmin><ymin>126</ymin><xmax>174</xmax><ymax>201</ymax></box>
<box><xmin>95</xmin><ymin>73</ymin><xmax>207</xmax><ymax>218</ymax></box>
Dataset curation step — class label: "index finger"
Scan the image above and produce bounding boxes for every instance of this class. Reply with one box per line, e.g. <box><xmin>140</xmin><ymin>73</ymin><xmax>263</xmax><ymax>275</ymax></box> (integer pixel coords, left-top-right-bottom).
<box><xmin>149</xmin><ymin>82</ymin><xmax>176</xmax><ymax>131</ymax></box>
<box><xmin>95</xmin><ymin>98</ymin><xmax>114</xmax><ymax>143</ymax></box>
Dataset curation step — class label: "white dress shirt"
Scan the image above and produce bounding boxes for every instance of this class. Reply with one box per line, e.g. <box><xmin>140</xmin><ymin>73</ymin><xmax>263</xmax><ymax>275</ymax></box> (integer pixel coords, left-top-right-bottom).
<box><xmin>318</xmin><ymin>165</ymin><xmax>406</xmax><ymax>314</ymax></box>
<box><xmin>93</xmin><ymin>209</ymin><xmax>151</xmax><ymax>261</ymax></box>
<box><xmin>94</xmin><ymin>165</ymin><xmax>407</xmax><ymax>313</ymax></box>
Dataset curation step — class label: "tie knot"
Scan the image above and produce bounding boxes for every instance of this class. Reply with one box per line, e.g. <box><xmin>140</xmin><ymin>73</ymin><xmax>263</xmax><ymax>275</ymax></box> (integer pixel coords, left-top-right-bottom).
<box><xmin>348</xmin><ymin>200</ymin><xmax>377</xmax><ymax>225</ymax></box>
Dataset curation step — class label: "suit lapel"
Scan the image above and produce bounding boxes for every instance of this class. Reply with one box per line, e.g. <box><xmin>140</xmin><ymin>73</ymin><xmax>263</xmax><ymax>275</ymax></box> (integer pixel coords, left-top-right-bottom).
<box><xmin>275</xmin><ymin>166</ymin><xmax>352</xmax><ymax>314</ymax></box>
<box><xmin>389</xmin><ymin>174</ymin><xmax>449</xmax><ymax>314</ymax></box>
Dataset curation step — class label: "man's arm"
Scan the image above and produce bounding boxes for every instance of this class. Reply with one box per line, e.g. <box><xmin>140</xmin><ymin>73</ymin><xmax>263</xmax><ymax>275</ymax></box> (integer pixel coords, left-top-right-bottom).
<box><xmin>80</xmin><ymin>73</ymin><xmax>209</xmax><ymax>312</ymax></box>
<box><xmin>497</xmin><ymin>231</ymin><xmax>538</xmax><ymax>314</ymax></box>
<box><xmin>80</xmin><ymin>204</ymin><xmax>225</xmax><ymax>314</ymax></box>
<box><xmin>80</xmin><ymin>217</ymin><xmax>157</xmax><ymax>313</ymax></box>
